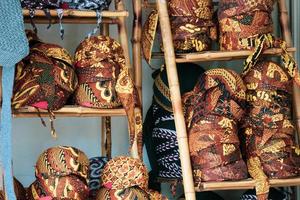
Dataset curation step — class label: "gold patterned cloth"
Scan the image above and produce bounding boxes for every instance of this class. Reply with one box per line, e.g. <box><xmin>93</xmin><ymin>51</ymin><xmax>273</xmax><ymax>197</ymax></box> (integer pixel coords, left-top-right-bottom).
<box><xmin>26</xmin><ymin>175</ymin><xmax>89</xmax><ymax>200</ymax></box>
<box><xmin>241</xmin><ymin>60</ymin><xmax>300</xmax><ymax>199</ymax></box>
<box><xmin>74</xmin><ymin>36</ymin><xmax>143</xmax><ymax>158</ymax></box>
<box><xmin>27</xmin><ymin>146</ymin><xmax>90</xmax><ymax>200</ymax></box>
<box><xmin>35</xmin><ymin>146</ymin><xmax>89</xmax><ymax>183</ymax></box>
<box><xmin>218</xmin><ymin>0</ymin><xmax>275</xmax><ymax>50</ymax></box>
<box><xmin>142</xmin><ymin>0</ymin><xmax>216</xmax><ymax>64</ymax></box>
<box><xmin>168</xmin><ymin>0</ymin><xmax>216</xmax><ymax>52</ymax></box>
<box><xmin>12</xmin><ymin>31</ymin><xmax>78</xmax><ymax>111</ymax></box>
<box><xmin>100</xmin><ymin>156</ymin><xmax>167</xmax><ymax>200</ymax></box>
<box><xmin>96</xmin><ymin>187</ymin><xmax>150</xmax><ymax>200</ymax></box>
<box><xmin>184</xmin><ymin>69</ymin><xmax>248</xmax><ymax>185</ymax></box>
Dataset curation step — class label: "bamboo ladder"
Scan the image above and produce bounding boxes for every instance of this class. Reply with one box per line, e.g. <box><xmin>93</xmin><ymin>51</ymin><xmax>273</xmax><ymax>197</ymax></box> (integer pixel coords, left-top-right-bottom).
<box><xmin>136</xmin><ymin>0</ymin><xmax>300</xmax><ymax>199</ymax></box>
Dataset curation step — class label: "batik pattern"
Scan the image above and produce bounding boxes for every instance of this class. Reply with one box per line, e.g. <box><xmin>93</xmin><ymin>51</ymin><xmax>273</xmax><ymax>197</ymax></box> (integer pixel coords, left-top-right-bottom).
<box><xmin>26</xmin><ymin>175</ymin><xmax>89</xmax><ymax>200</ymax></box>
<box><xmin>96</xmin><ymin>187</ymin><xmax>149</xmax><ymax>200</ymax></box>
<box><xmin>241</xmin><ymin>61</ymin><xmax>300</xmax><ymax>199</ymax></box>
<box><xmin>35</xmin><ymin>146</ymin><xmax>89</xmax><ymax>183</ymax></box>
<box><xmin>100</xmin><ymin>156</ymin><xmax>167</xmax><ymax>200</ymax></box>
<box><xmin>21</xmin><ymin>0</ymin><xmax>61</xmax><ymax>9</ymax></box>
<box><xmin>74</xmin><ymin>35</ymin><xmax>143</xmax><ymax>158</ymax></box>
<box><xmin>143</xmin><ymin>63</ymin><xmax>205</xmax><ymax>183</ymax></box>
<box><xmin>184</xmin><ymin>69</ymin><xmax>248</xmax><ymax>185</ymax></box>
<box><xmin>142</xmin><ymin>0</ymin><xmax>216</xmax><ymax>64</ymax></box>
<box><xmin>168</xmin><ymin>0</ymin><xmax>216</xmax><ymax>52</ymax></box>
<box><xmin>60</xmin><ymin>0</ymin><xmax>111</xmax><ymax>10</ymax></box>
<box><xmin>12</xmin><ymin>32</ymin><xmax>78</xmax><ymax>111</ymax></box>
<box><xmin>218</xmin><ymin>0</ymin><xmax>275</xmax><ymax>50</ymax></box>
<box><xmin>89</xmin><ymin>156</ymin><xmax>109</xmax><ymax>199</ymax></box>
<box><xmin>151</xmin><ymin>102</ymin><xmax>182</xmax><ymax>179</ymax></box>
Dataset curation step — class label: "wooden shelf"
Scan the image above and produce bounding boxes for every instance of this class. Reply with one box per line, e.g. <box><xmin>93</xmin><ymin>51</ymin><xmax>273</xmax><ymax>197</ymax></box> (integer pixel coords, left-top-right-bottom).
<box><xmin>13</xmin><ymin>106</ymin><xmax>126</xmax><ymax>118</ymax></box>
<box><xmin>151</xmin><ymin>47</ymin><xmax>296</xmax><ymax>63</ymax></box>
<box><xmin>157</xmin><ymin>177</ymin><xmax>300</xmax><ymax>191</ymax></box>
<box><xmin>22</xmin><ymin>9</ymin><xmax>128</xmax><ymax>18</ymax></box>
<box><xmin>24</xmin><ymin>17</ymin><xmax>119</xmax><ymax>24</ymax></box>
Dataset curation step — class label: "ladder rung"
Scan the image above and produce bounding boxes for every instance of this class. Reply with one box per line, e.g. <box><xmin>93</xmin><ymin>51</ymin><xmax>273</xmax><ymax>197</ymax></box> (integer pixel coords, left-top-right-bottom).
<box><xmin>23</xmin><ymin>9</ymin><xmax>128</xmax><ymax>18</ymax></box>
<box><xmin>151</xmin><ymin>47</ymin><xmax>296</xmax><ymax>62</ymax></box>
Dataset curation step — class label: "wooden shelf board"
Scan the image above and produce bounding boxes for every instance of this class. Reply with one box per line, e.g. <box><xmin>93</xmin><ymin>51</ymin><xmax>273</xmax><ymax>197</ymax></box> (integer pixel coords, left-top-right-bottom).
<box><xmin>23</xmin><ymin>9</ymin><xmax>128</xmax><ymax>18</ymax></box>
<box><xmin>151</xmin><ymin>48</ymin><xmax>296</xmax><ymax>63</ymax></box>
<box><xmin>13</xmin><ymin>106</ymin><xmax>126</xmax><ymax>118</ymax></box>
<box><xmin>24</xmin><ymin>17</ymin><xmax>119</xmax><ymax>24</ymax></box>
<box><xmin>156</xmin><ymin>177</ymin><xmax>300</xmax><ymax>191</ymax></box>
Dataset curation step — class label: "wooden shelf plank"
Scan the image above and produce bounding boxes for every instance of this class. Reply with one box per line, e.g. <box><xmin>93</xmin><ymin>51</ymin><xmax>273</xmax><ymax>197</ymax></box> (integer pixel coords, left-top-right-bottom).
<box><xmin>22</xmin><ymin>9</ymin><xmax>128</xmax><ymax>18</ymax></box>
<box><xmin>13</xmin><ymin>106</ymin><xmax>126</xmax><ymax>118</ymax></box>
<box><xmin>151</xmin><ymin>47</ymin><xmax>296</xmax><ymax>63</ymax></box>
<box><xmin>156</xmin><ymin>177</ymin><xmax>300</xmax><ymax>191</ymax></box>
<box><xmin>24</xmin><ymin>17</ymin><xmax>119</xmax><ymax>24</ymax></box>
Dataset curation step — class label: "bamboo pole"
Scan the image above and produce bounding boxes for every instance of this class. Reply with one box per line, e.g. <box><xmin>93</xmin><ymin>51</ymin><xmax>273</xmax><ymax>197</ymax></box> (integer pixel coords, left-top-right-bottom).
<box><xmin>100</xmin><ymin>23</ymin><xmax>111</xmax><ymax>158</ymax></box>
<box><xmin>278</xmin><ymin>0</ymin><xmax>300</xmax><ymax>142</ymax></box>
<box><xmin>115</xmin><ymin>0</ymin><xmax>132</xmax><ymax>73</ymax></box>
<box><xmin>105</xmin><ymin>117</ymin><xmax>112</xmax><ymax>159</ymax></box>
<box><xmin>24</xmin><ymin>17</ymin><xmax>118</xmax><ymax>24</ymax></box>
<box><xmin>156</xmin><ymin>0</ymin><xmax>196</xmax><ymax>199</ymax></box>
<box><xmin>115</xmin><ymin>0</ymin><xmax>139</xmax><ymax>158</ymax></box>
<box><xmin>101</xmin><ymin>23</ymin><xmax>110</xmax><ymax>36</ymax></box>
<box><xmin>101</xmin><ymin>117</ymin><xmax>107</xmax><ymax>157</ymax></box>
<box><xmin>22</xmin><ymin>9</ymin><xmax>129</xmax><ymax>17</ymax></box>
<box><xmin>132</xmin><ymin>0</ymin><xmax>143</xmax><ymax>102</ymax></box>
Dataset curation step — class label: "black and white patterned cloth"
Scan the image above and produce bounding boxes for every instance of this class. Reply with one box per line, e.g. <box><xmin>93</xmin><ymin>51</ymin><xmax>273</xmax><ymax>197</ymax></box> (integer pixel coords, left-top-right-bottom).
<box><xmin>89</xmin><ymin>156</ymin><xmax>109</xmax><ymax>198</ymax></box>
<box><xmin>61</xmin><ymin>0</ymin><xmax>111</xmax><ymax>10</ymax></box>
<box><xmin>21</xmin><ymin>0</ymin><xmax>61</xmax><ymax>9</ymax></box>
<box><xmin>151</xmin><ymin>102</ymin><xmax>182</xmax><ymax>179</ymax></box>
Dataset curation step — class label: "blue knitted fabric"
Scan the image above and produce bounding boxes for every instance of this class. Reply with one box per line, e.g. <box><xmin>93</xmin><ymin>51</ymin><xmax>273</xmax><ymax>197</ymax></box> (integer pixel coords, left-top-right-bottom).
<box><xmin>0</xmin><ymin>1</ymin><xmax>29</xmax><ymax>200</ymax></box>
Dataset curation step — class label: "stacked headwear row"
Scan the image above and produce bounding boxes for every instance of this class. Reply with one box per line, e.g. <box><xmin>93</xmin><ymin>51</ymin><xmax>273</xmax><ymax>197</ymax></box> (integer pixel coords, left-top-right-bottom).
<box><xmin>142</xmin><ymin>0</ymin><xmax>300</xmax><ymax>199</ymax></box>
<box><xmin>12</xmin><ymin>31</ymin><xmax>143</xmax><ymax>158</ymax></box>
<box><xmin>0</xmin><ymin>146</ymin><xmax>166</xmax><ymax>200</ymax></box>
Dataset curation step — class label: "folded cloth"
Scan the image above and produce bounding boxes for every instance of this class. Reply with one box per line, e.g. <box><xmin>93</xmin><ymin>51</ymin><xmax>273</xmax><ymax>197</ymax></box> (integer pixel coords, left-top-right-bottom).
<box><xmin>35</xmin><ymin>146</ymin><xmax>89</xmax><ymax>183</ymax></box>
<box><xmin>26</xmin><ymin>175</ymin><xmax>89</xmax><ymax>200</ymax></box>
<box><xmin>218</xmin><ymin>0</ymin><xmax>275</xmax><ymax>50</ymax></box>
<box><xmin>142</xmin><ymin>0</ymin><xmax>216</xmax><ymax>64</ymax></box>
<box><xmin>74</xmin><ymin>35</ymin><xmax>143</xmax><ymax>158</ymax></box>
<box><xmin>100</xmin><ymin>156</ymin><xmax>167</xmax><ymax>200</ymax></box>
<box><xmin>241</xmin><ymin>60</ymin><xmax>300</xmax><ymax>199</ymax></box>
<box><xmin>143</xmin><ymin>63</ymin><xmax>205</xmax><ymax>188</ymax></box>
<box><xmin>184</xmin><ymin>68</ymin><xmax>248</xmax><ymax>185</ymax></box>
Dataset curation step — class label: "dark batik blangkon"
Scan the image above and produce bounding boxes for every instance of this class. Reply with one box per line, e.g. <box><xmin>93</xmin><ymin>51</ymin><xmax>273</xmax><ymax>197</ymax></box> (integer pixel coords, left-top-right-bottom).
<box><xmin>184</xmin><ymin>68</ymin><xmax>248</xmax><ymax>185</ymax></box>
<box><xmin>241</xmin><ymin>60</ymin><xmax>300</xmax><ymax>199</ymax></box>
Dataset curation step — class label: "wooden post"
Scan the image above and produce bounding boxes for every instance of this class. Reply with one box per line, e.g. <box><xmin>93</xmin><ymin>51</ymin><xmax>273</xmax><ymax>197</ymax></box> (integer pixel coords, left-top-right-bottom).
<box><xmin>132</xmin><ymin>0</ymin><xmax>143</xmax><ymax>102</ymax></box>
<box><xmin>105</xmin><ymin>117</ymin><xmax>112</xmax><ymax>159</ymax></box>
<box><xmin>115</xmin><ymin>0</ymin><xmax>132</xmax><ymax>74</ymax></box>
<box><xmin>101</xmin><ymin>116</ymin><xmax>107</xmax><ymax>157</ymax></box>
<box><xmin>156</xmin><ymin>0</ymin><xmax>196</xmax><ymax>199</ymax></box>
<box><xmin>115</xmin><ymin>0</ymin><xmax>139</xmax><ymax>158</ymax></box>
<box><xmin>278</xmin><ymin>0</ymin><xmax>300</xmax><ymax>141</ymax></box>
